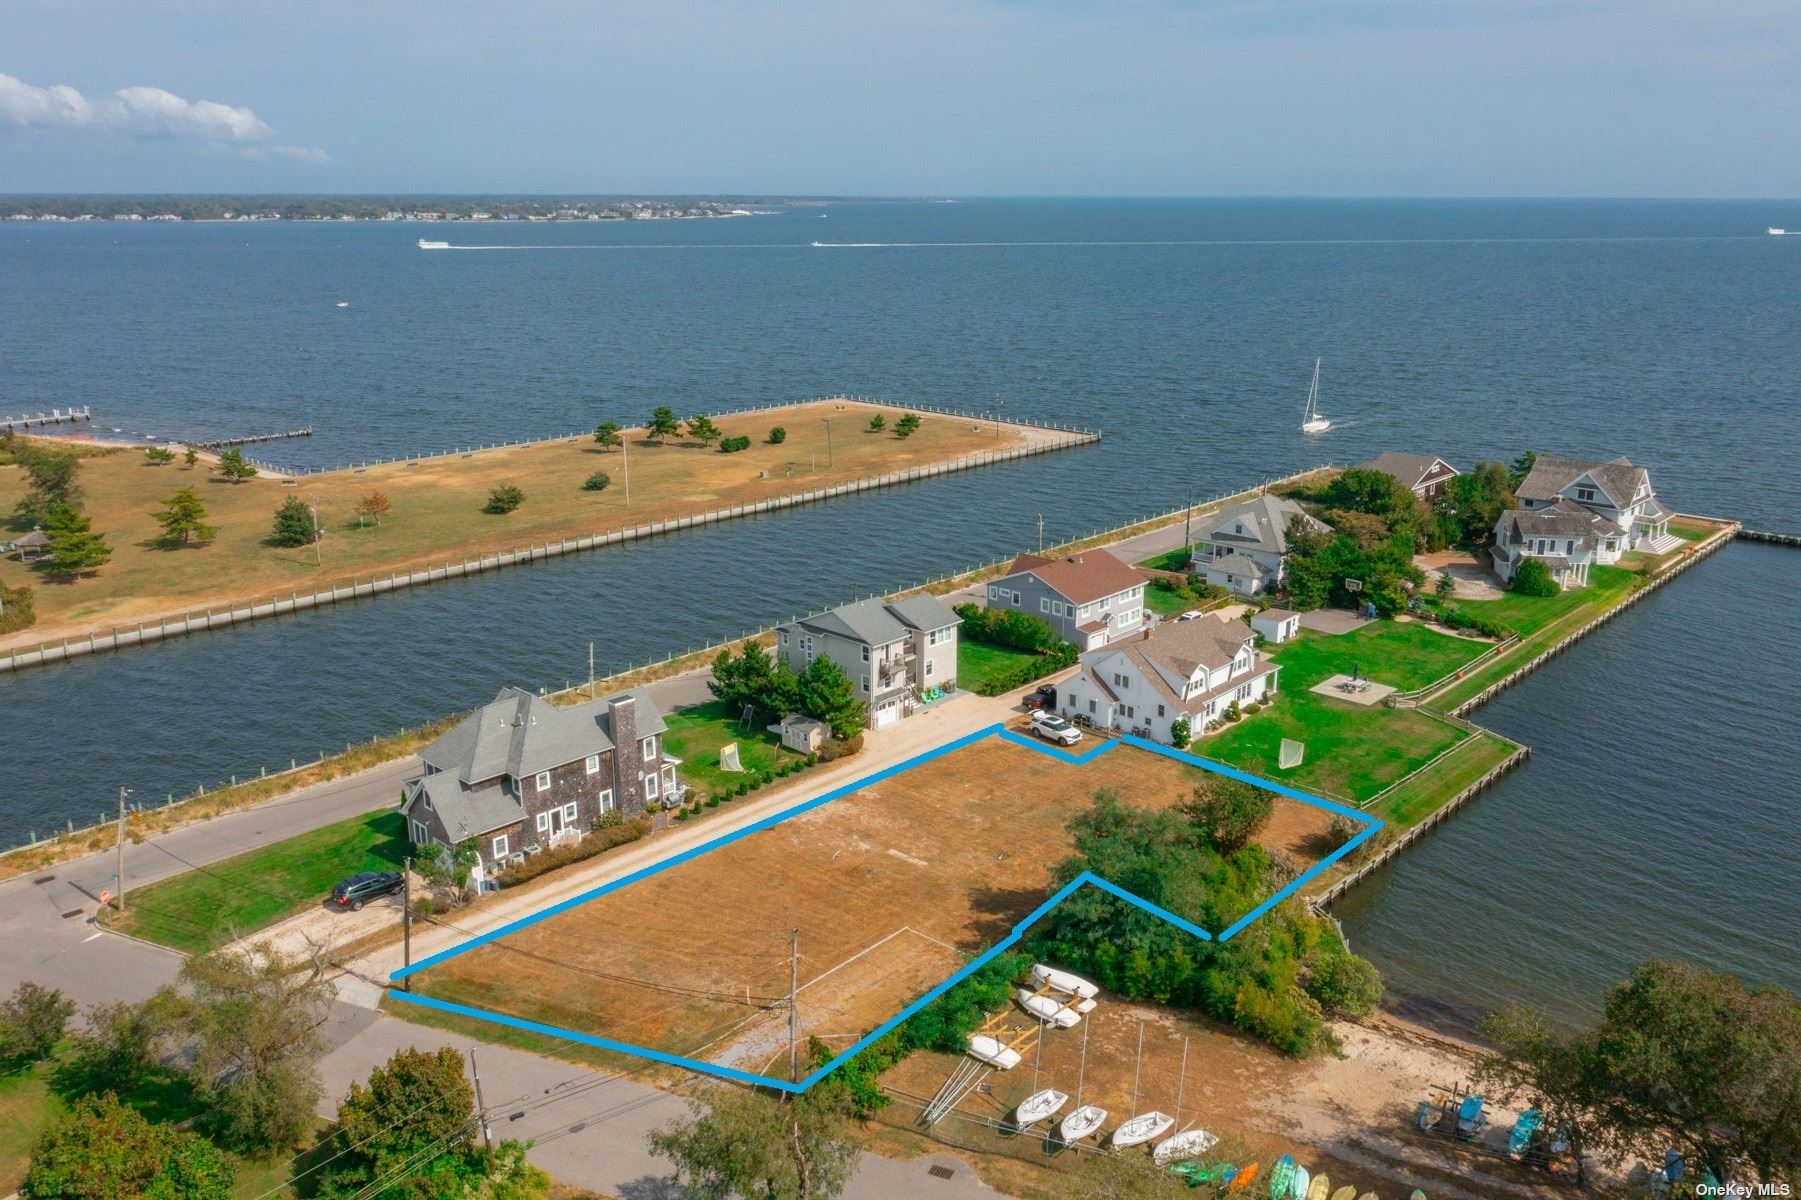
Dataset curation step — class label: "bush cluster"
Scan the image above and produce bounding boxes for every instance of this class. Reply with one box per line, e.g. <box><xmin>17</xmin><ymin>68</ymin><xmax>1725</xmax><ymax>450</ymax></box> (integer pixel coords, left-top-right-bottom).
<box><xmin>0</xmin><ymin>583</ymin><xmax>36</xmax><ymax>635</ymax></box>
<box><xmin>582</xmin><ymin>471</ymin><xmax>611</xmax><ymax>492</ymax></box>
<box><xmin>717</xmin><ymin>435</ymin><xmax>752</xmax><ymax>454</ymax></box>
<box><xmin>493</xmin><ymin>817</ymin><xmax>649</xmax><ymax>887</ymax></box>
<box><xmin>483</xmin><ymin>483</ymin><xmax>525</xmax><ymax>514</ymax></box>
<box><xmin>767</xmin><ymin>426</ymin><xmax>786</xmax><ymax>444</ymax></box>
<box><xmin>1437</xmin><ymin>606</ymin><xmax>1513</xmax><ymax>639</ymax></box>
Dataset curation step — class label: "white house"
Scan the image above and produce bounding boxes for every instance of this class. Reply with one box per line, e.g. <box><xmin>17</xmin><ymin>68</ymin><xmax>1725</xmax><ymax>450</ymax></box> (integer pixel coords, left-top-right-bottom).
<box><xmin>1250</xmin><ymin>607</ymin><xmax>1302</xmax><ymax>644</ymax></box>
<box><xmin>1188</xmin><ymin>494</ymin><xmax>1329</xmax><ymax>597</ymax></box>
<box><xmin>1057</xmin><ymin>616</ymin><xmax>1279</xmax><ymax>744</ymax></box>
<box><xmin>1514</xmin><ymin>454</ymin><xmax>1678</xmax><ymax>560</ymax></box>
<box><xmin>986</xmin><ymin>550</ymin><xmax>1148</xmax><ymax>651</ymax></box>
<box><xmin>1490</xmin><ymin>502</ymin><xmax>1613</xmax><ymax>588</ymax></box>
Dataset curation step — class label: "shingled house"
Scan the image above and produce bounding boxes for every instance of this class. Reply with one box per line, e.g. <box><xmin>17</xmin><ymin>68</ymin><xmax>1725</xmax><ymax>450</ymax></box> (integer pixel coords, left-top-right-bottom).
<box><xmin>1357</xmin><ymin>452</ymin><xmax>1461</xmax><ymax>502</ymax></box>
<box><xmin>985</xmin><ymin>549</ymin><xmax>1147</xmax><ymax>651</ymax></box>
<box><xmin>1056</xmin><ymin>615</ymin><xmax>1279</xmax><ymax>743</ymax></box>
<box><xmin>401</xmin><ymin>686</ymin><xmax>682</xmax><ymax>876</ymax></box>
<box><xmin>1187</xmin><ymin>494</ymin><xmax>1329</xmax><ymax>597</ymax></box>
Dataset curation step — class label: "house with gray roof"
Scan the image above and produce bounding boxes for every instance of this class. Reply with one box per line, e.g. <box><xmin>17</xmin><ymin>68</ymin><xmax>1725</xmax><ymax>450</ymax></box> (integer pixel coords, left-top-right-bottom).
<box><xmin>1358</xmin><ymin>452</ymin><xmax>1461</xmax><ymax>502</ymax></box>
<box><xmin>1514</xmin><ymin>454</ymin><xmax>1676</xmax><ymax>558</ymax></box>
<box><xmin>400</xmin><ymin>686</ymin><xmax>682</xmax><ymax>876</ymax></box>
<box><xmin>1490</xmin><ymin>499</ymin><xmax>1617</xmax><ymax>589</ymax></box>
<box><xmin>775</xmin><ymin>593</ymin><xmax>961</xmax><ymax>730</ymax></box>
<box><xmin>1187</xmin><ymin>494</ymin><xmax>1329</xmax><ymax>597</ymax></box>
<box><xmin>1056</xmin><ymin>615</ymin><xmax>1279</xmax><ymax>744</ymax></box>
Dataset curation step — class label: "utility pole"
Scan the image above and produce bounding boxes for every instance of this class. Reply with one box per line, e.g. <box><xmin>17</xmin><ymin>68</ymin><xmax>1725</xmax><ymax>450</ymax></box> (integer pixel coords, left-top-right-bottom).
<box><xmin>821</xmin><ymin>419</ymin><xmax>833</xmax><ymax>468</ymax></box>
<box><xmin>787</xmin><ymin>927</ymin><xmax>800</xmax><ymax>1084</ymax></box>
<box><xmin>1184</xmin><ymin>495</ymin><xmax>1194</xmax><ymax>552</ymax></box>
<box><xmin>588</xmin><ymin>641</ymin><xmax>596</xmax><ymax>699</ymax></box>
<box><xmin>309</xmin><ymin>495</ymin><xmax>322</xmax><ymax>567</ymax></box>
<box><xmin>1036</xmin><ymin>513</ymin><xmax>1044</xmax><ymax>554</ymax></box>
<box><xmin>621</xmin><ymin>435</ymin><xmax>631</xmax><ymax>506</ymax></box>
<box><xmin>115</xmin><ymin>787</ymin><xmax>130</xmax><ymax>912</ymax></box>
<box><xmin>401</xmin><ymin>856</ymin><xmax>412</xmax><ymax>990</ymax></box>
<box><xmin>1174</xmin><ymin>1035</ymin><xmax>1189</xmax><ymax>1127</ymax></box>
<box><xmin>468</xmin><ymin>1048</ymin><xmax>495</xmax><ymax>1165</ymax></box>
<box><xmin>993</xmin><ymin>396</ymin><xmax>1003</xmax><ymax>437</ymax></box>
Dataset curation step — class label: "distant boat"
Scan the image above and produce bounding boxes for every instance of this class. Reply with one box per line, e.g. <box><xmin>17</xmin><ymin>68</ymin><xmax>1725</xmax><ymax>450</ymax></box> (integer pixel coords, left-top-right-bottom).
<box><xmin>335</xmin><ymin>301</ymin><xmax>350</xmax><ymax>308</ymax></box>
<box><xmin>418</xmin><ymin>239</ymin><xmax>449</xmax><ymax>250</ymax></box>
<box><xmin>1301</xmin><ymin>359</ymin><xmax>1331</xmax><ymax>434</ymax></box>
<box><xmin>1770</xmin><ymin>228</ymin><xmax>1789</xmax><ymax>236</ymax></box>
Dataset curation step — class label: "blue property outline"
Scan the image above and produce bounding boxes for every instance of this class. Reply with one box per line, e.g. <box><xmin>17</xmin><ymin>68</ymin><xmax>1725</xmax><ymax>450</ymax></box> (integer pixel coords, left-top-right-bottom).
<box><xmin>387</xmin><ymin>725</ymin><xmax>1382</xmax><ymax>1093</ymax></box>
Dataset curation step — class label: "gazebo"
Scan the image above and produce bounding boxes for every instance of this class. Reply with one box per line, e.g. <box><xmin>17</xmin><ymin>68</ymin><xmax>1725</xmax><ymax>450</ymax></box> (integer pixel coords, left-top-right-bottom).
<box><xmin>7</xmin><ymin>528</ymin><xmax>49</xmax><ymax>563</ymax></box>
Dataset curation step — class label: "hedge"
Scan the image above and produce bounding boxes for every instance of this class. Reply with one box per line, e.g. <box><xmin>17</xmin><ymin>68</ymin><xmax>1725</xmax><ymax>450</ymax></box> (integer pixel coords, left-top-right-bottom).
<box><xmin>493</xmin><ymin>816</ymin><xmax>650</xmax><ymax>887</ymax></box>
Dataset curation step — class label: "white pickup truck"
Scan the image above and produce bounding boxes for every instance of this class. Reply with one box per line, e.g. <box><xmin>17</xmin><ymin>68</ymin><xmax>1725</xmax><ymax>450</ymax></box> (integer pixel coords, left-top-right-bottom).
<box><xmin>1029</xmin><ymin>710</ymin><xmax>1083</xmax><ymax>746</ymax></box>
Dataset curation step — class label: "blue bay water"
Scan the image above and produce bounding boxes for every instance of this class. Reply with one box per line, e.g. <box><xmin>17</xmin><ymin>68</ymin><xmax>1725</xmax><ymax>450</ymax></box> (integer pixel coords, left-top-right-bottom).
<box><xmin>1</xmin><ymin>199</ymin><xmax>1797</xmax><ymax>1020</ymax></box>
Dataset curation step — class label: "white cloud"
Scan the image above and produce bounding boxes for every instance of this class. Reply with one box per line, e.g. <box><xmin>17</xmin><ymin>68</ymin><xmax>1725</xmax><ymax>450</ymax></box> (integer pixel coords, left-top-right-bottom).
<box><xmin>0</xmin><ymin>71</ymin><xmax>326</xmax><ymax>162</ymax></box>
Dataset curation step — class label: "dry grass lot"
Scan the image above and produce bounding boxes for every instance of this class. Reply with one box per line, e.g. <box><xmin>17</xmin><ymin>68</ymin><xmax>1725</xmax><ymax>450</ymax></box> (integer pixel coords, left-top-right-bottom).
<box><xmin>411</xmin><ymin>737</ymin><xmax>1339</xmax><ymax>1077</ymax></box>
<box><xmin>0</xmin><ymin>400</ymin><xmax>1049</xmax><ymax>645</ymax></box>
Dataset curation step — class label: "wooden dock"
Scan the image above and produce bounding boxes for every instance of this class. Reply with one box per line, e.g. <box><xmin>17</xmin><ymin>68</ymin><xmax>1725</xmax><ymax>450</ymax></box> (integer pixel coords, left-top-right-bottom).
<box><xmin>0</xmin><ymin>406</ymin><xmax>90</xmax><ymax>431</ymax></box>
<box><xmin>194</xmin><ymin>427</ymin><xmax>314</xmax><ymax>449</ymax></box>
<box><xmin>1737</xmin><ymin>528</ymin><xmax>1801</xmax><ymax>547</ymax></box>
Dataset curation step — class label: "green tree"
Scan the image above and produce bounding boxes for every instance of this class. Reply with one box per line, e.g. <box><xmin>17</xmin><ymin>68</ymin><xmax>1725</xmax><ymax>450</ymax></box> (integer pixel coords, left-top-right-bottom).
<box><xmin>686</xmin><ymin>414</ymin><xmax>722</xmax><ymax>446</ymax></box>
<box><xmin>767</xmin><ymin>426</ymin><xmax>787</xmax><ymax>444</ymax></box>
<box><xmin>894</xmin><ymin>413</ymin><xmax>921</xmax><ymax>438</ymax></box>
<box><xmin>649</xmin><ymin>1084</ymin><xmax>859</xmax><ymax>1200</ymax></box>
<box><xmin>866</xmin><ymin>414</ymin><xmax>886</xmax><ymax>433</ymax></box>
<box><xmin>143</xmin><ymin>446</ymin><xmax>175</xmax><ymax>465</ymax></box>
<box><xmin>593</xmin><ymin>420</ymin><xmax>623</xmax><ymax>450</ymax></box>
<box><xmin>154</xmin><ymin>486</ymin><xmax>217</xmax><ymax>546</ymax></box>
<box><xmin>1475</xmin><ymin>1002</ymin><xmax>1611</xmax><ymax>1187</ymax></box>
<box><xmin>1512</xmin><ymin>556</ymin><xmax>1559</xmax><ymax>597</ymax></box>
<box><xmin>797</xmin><ymin>655</ymin><xmax>867</xmax><ymax>739</ymax></box>
<box><xmin>183</xmin><ymin>446</ymin><xmax>199</xmax><ymax>468</ymax></box>
<box><xmin>270</xmin><ymin>496</ymin><xmax>316</xmax><ymax>547</ymax></box>
<box><xmin>1179</xmin><ymin>776</ymin><xmax>1273</xmax><ymax>854</ymax></box>
<box><xmin>1509</xmin><ymin>449</ymin><xmax>1538</xmax><ymax>490</ymax></box>
<box><xmin>0</xmin><ymin>981</ymin><xmax>75</xmax><ymax>1069</ymax></box>
<box><xmin>215</xmin><ymin>448</ymin><xmax>257</xmax><ymax>483</ymax></box>
<box><xmin>62</xmin><ymin>999</ymin><xmax>163</xmax><ymax>1096</ymax></box>
<box><xmin>12</xmin><ymin>442</ymin><xmax>83</xmax><ymax>521</ymax></box>
<box><xmin>1590</xmin><ymin>960</ymin><xmax>1801</xmax><ymax>1185</ymax></box>
<box><xmin>1323</xmin><ymin>508</ymin><xmax>1392</xmax><ymax>553</ymax></box>
<box><xmin>417</xmin><ymin>839</ymin><xmax>481</xmax><ymax>891</ymax></box>
<box><xmin>1434</xmin><ymin>571</ymin><xmax>1456</xmax><ymax>602</ymax></box>
<box><xmin>709</xmin><ymin>641</ymin><xmax>790</xmax><ymax>719</ymax></box>
<box><xmin>1305</xmin><ymin>945</ymin><xmax>1383</xmax><ymax>1018</ymax></box>
<box><xmin>161</xmin><ymin>943</ymin><xmax>332</xmax><ymax>1152</ymax></box>
<box><xmin>42</xmin><ymin>505</ymin><xmax>112</xmax><ymax>576</ymax></box>
<box><xmin>319</xmin><ymin>1046</ymin><xmax>477</xmax><ymax>1198</ymax></box>
<box><xmin>1168</xmin><ymin>716</ymin><xmax>1192</xmax><ymax>750</ymax></box>
<box><xmin>355</xmin><ymin>489</ymin><xmax>391</xmax><ymax>527</ymax></box>
<box><xmin>1441</xmin><ymin>461</ymin><xmax>1516</xmax><ymax>547</ymax></box>
<box><xmin>21</xmin><ymin>1092</ymin><xmax>234</xmax><ymax>1200</ymax></box>
<box><xmin>582</xmin><ymin>471</ymin><xmax>611</xmax><ymax>492</ymax></box>
<box><xmin>647</xmin><ymin>406</ymin><xmax>681</xmax><ymax>442</ymax></box>
<box><xmin>483</xmin><ymin>484</ymin><xmax>525</xmax><ymax>514</ymax></box>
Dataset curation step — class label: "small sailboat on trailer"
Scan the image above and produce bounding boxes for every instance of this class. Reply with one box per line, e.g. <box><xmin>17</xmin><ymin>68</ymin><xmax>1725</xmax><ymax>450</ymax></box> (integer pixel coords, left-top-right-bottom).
<box><xmin>1300</xmin><ymin>359</ymin><xmax>1331</xmax><ymax>434</ymax></box>
<box><xmin>1112</xmin><ymin>1111</ymin><xmax>1176</xmax><ymax>1148</ymax></box>
<box><xmin>1154</xmin><ymin>1127</ymin><xmax>1219</xmax><ymax>1165</ymax></box>
<box><xmin>966</xmin><ymin>1034</ymin><xmax>1022</xmax><ymax>1070</ymax></box>
<box><xmin>1014</xmin><ymin>1088</ymin><xmax>1068</xmax><ymax>1129</ymax></box>
<box><xmin>1033</xmin><ymin>964</ymin><xmax>1100</xmax><ymax>999</ymax></box>
<box><xmin>1015</xmin><ymin>987</ymin><xmax>1081</xmax><ymax>1028</ymax></box>
<box><xmin>1060</xmin><ymin>1105</ymin><xmax>1107</xmax><ymax>1143</ymax></box>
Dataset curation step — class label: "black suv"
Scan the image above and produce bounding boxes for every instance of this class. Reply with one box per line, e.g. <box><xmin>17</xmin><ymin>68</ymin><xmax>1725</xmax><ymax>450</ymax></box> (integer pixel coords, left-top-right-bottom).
<box><xmin>329</xmin><ymin>870</ymin><xmax>404</xmax><ymax>911</ymax></box>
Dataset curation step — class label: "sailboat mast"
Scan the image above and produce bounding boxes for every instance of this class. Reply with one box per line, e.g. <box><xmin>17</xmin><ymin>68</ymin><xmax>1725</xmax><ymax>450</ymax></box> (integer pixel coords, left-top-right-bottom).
<box><xmin>1074</xmin><ymin>1016</ymin><xmax>1089</xmax><ymax>1104</ymax></box>
<box><xmin>1130</xmin><ymin>1020</ymin><xmax>1144</xmax><ymax>1114</ymax></box>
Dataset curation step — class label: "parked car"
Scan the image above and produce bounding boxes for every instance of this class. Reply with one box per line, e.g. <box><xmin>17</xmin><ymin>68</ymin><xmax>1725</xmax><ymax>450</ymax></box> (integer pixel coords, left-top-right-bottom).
<box><xmin>1021</xmin><ymin>683</ymin><xmax>1057</xmax><ymax>711</ymax></box>
<box><xmin>1175</xmin><ymin>610</ymin><xmax>1206</xmax><ymax>622</ymax></box>
<box><xmin>1029</xmin><ymin>711</ymin><xmax>1083</xmax><ymax>746</ymax></box>
<box><xmin>330</xmin><ymin>870</ymin><xmax>404</xmax><ymax>911</ymax></box>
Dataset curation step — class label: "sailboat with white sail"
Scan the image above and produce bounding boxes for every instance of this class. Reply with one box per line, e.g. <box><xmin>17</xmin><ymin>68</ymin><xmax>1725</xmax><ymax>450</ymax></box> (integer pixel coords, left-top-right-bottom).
<box><xmin>1301</xmin><ymin>359</ymin><xmax>1331</xmax><ymax>434</ymax></box>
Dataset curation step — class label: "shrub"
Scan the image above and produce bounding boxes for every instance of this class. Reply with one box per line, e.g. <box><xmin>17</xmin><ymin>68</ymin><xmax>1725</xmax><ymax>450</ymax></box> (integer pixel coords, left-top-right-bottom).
<box><xmin>491</xmin><ymin>818</ymin><xmax>649</xmax><ymax>886</ymax></box>
<box><xmin>817</xmin><ymin>734</ymin><xmax>863</xmax><ymax>762</ymax></box>
<box><xmin>705</xmin><ymin>795</ymin><xmax>720</xmax><ymax>808</ymax></box>
<box><xmin>269</xmin><ymin>496</ymin><xmax>314</xmax><ymax>547</ymax></box>
<box><xmin>674</xmin><ymin>808</ymin><xmax>690</xmax><ymax>822</ymax></box>
<box><xmin>767</xmin><ymin>426</ymin><xmax>787</xmax><ymax>444</ymax></box>
<box><xmin>0</xmin><ymin>981</ymin><xmax>74</xmax><ymax>1069</ymax></box>
<box><xmin>144</xmin><ymin>446</ymin><xmax>175</xmax><ymax>464</ymax></box>
<box><xmin>717</xmin><ymin>435</ymin><xmax>752</xmax><ymax>453</ymax></box>
<box><xmin>0</xmin><ymin>583</ymin><xmax>35</xmax><ymax>636</ymax></box>
<box><xmin>1225</xmin><ymin>700</ymin><xmax>1242</xmax><ymax>722</ymax></box>
<box><xmin>1306</xmin><ymin>944</ymin><xmax>1384</xmax><ymax>1017</ymax></box>
<box><xmin>1512</xmin><ymin>556</ymin><xmax>1559</xmax><ymax>597</ymax></box>
<box><xmin>895</xmin><ymin>413</ymin><xmax>921</xmax><ymax>438</ymax></box>
<box><xmin>1170</xmin><ymin>717</ymin><xmax>1191</xmax><ymax>749</ymax></box>
<box><xmin>582</xmin><ymin>471</ymin><xmax>611</xmax><ymax>492</ymax></box>
<box><xmin>483</xmin><ymin>483</ymin><xmax>525</xmax><ymax>514</ymax></box>
<box><xmin>1244</xmin><ymin>701</ymin><xmax>1263</xmax><ymax>715</ymax></box>
<box><xmin>867</xmin><ymin>414</ymin><xmax>886</xmax><ymax>433</ymax></box>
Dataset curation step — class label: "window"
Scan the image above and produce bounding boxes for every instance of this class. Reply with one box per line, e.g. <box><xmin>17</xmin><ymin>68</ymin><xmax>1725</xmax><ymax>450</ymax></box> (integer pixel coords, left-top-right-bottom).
<box><xmin>492</xmin><ymin>834</ymin><xmax>509</xmax><ymax>859</ymax></box>
<box><xmin>1124</xmin><ymin>705</ymin><xmax>1135</xmax><ymax>718</ymax></box>
<box><xmin>411</xmin><ymin>820</ymin><xmax>428</xmax><ymax>844</ymax></box>
<box><xmin>1576</xmin><ymin>486</ymin><xmax>1596</xmax><ymax>502</ymax></box>
<box><xmin>1157</xmin><ymin>704</ymin><xmax>1166</xmax><ymax>717</ymax></box>
<box><xmin>1040</xmin><ymin>597</ymin><xmax>1051</xmax><ymax>614</ymax></box>
<box><xmin>860</xmin><ymin>674</ymin><xmax>869</xmax><ymax>693</ymax></box>
<box><xmin>562</xmin><ymin>802</ymin><xmax>578</xmax><ymax>823</ymax></box>
<box><xmin>1088</xmin><ymin>699</ymin><xmax>1097</xmax><ymax>714</ymax></box>
<box><xmin>536</xmin><ymin>812</ymin><xmax>551</xmax><ymax>832</ymax></box>
<box><xmin>988</xmin><ymin>585</ymin><xmax>1001</xmax><ymax>601</ymax></box>
<box><xmin>422</xmin><ymin>794</ymin><xmax>433</xmax><ymax>813</ymax></box>
<box><xmin>1012</xmin><ymin>590</ymin><xmax>1022</xmax><ymax>606</ymax></box>
<box><xmin>861</xmin><ymin>645</ymin><xmax>870</xmax><ymax>661</ymax></box>
<box><xmin>779</xmin><ymin>630</ymin><xmax>788</xmax><ymax>646</ymax></box>
<box><xmin>643</xmin><ymin>772</ymin><xmax>659</xmax><ymax>799</ymax></box>
<box><xmin>584</xmin><ymin>753</ymin><xmax>600</xmax><ymax>775</ymax></box>
<box><xmin>535</xmin><ymin>771</ymin><xmax>551</xmax><ymax>792</ymax></box>
<box><xmin>641</xmin><ymin>735</ymin><xmax>657</xmax><ymax>760</ymax></box>
<box><xmin>598</xmin><ymin>788</ymin><xmax>615</xmax><ymax>814</ymax></box>
<box><xmin>925</xmin><ymin>659</ymin><xmax>934</xmax><ymax>678</ymax></box>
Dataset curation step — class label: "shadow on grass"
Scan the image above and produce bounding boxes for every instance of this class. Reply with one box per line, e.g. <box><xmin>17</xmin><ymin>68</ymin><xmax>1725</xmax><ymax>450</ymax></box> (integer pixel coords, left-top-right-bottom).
<box><xmin>964</xmin><ymin>883</ymin><xmax>1053</xmax><ymax>949</ymax></box>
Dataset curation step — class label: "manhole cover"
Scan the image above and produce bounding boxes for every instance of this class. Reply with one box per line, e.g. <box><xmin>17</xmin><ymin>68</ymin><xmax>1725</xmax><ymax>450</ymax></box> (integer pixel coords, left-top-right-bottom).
<box><xmin>60</xmin><ymin>909</ymin><xmax>83</xmax><ymax>919</ymax></box>
<box><xmin>928</xmin><ymin>1165</ymin><xmax>955</xmax><ymax>1180</ymax></box>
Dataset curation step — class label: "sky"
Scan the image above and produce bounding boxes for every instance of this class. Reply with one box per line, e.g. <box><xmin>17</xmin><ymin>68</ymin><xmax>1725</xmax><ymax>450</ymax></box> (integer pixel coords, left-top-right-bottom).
<box><xmin>1</xmin><ymin>0</ymin><xmax>1797</xmax><ymax>197</ymax></box>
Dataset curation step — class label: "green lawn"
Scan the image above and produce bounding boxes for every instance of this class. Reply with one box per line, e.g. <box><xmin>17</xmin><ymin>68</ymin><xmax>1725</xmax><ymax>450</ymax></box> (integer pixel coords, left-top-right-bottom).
<box><xmin>1373</xmin><ymin>732</ymin><xmax>1520</xmax><ymax>827</ymax></box>
<box><xmin>1136</xmin><ymin>545</ymin><xmax>1197</xmax><ymax>572</ymax></box>
<box><xmin>1442</xmin><ymin>564</ymin><xmax>1637</xmax><ymax>636</ymax></box>
<box><xmin>1670</xmin><ymin>520</ymin><xmax>1709</xmax><ymax>542</ymax></box>
<box><xmin>661</xmin><ymin>700</ymin><xmax>806</xmax><ymax>801</ymax></box>
<box><xmin>1197</xmin><ymin>623</ymin><xmax>1487</xmax><ymax>803</ymax></box>
<box><xmin>956</xmin><ymin>640</ymin><xmax>1045</xmax><ymax>693</ymax></box>
<box><xmin>111</xmin><ymin>809</ymin><xmax>408</xmax><ymax>954</ymax></box>
<box><xmin>1143</xmin><ymin>583</ymin><xmax>1209</xmax><ymax>618</ymax></box>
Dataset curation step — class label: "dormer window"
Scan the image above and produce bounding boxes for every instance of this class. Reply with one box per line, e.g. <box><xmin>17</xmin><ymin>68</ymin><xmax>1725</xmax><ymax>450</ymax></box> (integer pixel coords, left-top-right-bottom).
<box><xmin>1576</xmin><ymin>487</ymin><xmax>1596</xmax><ymax>502</ymax></box>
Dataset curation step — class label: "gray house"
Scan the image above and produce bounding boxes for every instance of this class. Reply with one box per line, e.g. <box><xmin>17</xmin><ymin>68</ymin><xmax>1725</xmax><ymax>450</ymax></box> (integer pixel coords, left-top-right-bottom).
<box><xmin>401</xmin><ymin>686</ymin><xmax>683</xmax><ymax>877</ymax></box>
<box><xmin>775</xmin><ymin>594</ymin><xmax>961</xmax><ymax>730</ymax></box>
<box><xmin>986</xmin><ymin>550</ymin><xmax>1147</xmax><ymax>651</ymax></box>
<box><xmin>1358</xmin><ymin>452</ymin><xmax>1461</xmax><ymax>502</ymax></box>
<box><xmin>1188</xmin><ymin>494</ymin><xmax>1328</xmax><ymax>596</ymax></box>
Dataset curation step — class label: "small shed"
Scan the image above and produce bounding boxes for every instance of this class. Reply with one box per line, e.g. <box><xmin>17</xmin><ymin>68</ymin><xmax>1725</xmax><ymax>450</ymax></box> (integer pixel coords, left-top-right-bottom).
<box><xmin>1251</xmin><ymin>607</ymin><xmax>1302</xmax><ymax>645</ymax></box>
<box><xmin>7</xmin><ymin>528</ymin><xmax>49</xmax><ymax>563</ymax></box>
<box><xmin>768</xmin><ymin>713</ymin><xmax>829</xmax><ymax>755</ymax></box>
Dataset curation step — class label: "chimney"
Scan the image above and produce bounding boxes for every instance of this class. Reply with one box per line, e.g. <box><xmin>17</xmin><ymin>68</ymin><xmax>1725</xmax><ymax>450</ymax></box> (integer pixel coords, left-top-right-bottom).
<box><xmin>610</xmin><ymin>695</ymin><xmax>644</xmax><ymax>809</ymax></box>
